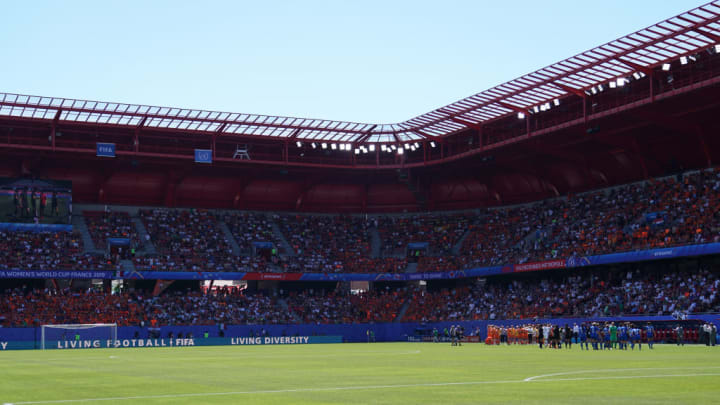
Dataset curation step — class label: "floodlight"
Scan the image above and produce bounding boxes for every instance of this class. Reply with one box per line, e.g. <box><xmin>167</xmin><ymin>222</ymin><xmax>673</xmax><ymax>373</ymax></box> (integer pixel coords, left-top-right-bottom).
<box><xmin>397</xmin><ymin>148</ymin><xmax>404</xmax><ymax>155</ymax></box>
<box><xmin>330</xmin><ymin>143</ymin><xmax>337</xmax><ymax>150</ymax></box>
<box><xmin>609</xmin><ymin>81</ymin><xmax>617</xmax><ymax>89</ymax></box>
<box><xmin>404</xmin><ymin>144</ymin><xmax>410</xmax><ymax>150</ymax></box>
<box><xmin>296</xmin><ymin>141</ymin><xmax>302</xmax><ymax>147</ymax></box>
<box><xmin>354</xmin><ymin>149</ymin><xmax>360</xmax><ymax>155</ymax></box>
<box><xmin>369</xmin><ymin>144</ymin><xmax>375</xmax><ymax>152</ymax></box>
<box><xmin>662</xmin><ymin>63</ymin><xmax>671</xmax><ymax>71</ymax></box>
<box><xmin>633</xmin><ymin>72</ymin><xmax>641</xmax><ymax>80</ymax></box>
<box><xmin>414</xmin><ymin>143</ymin><xmax>420</xmax><ymax>148</ymax></box>
<box><xmin>533</xmin><ymin>106</ymin><xmax>540</xmax><ymax>113</ymax></box>
<box><xmin>553</xmin><ymin>99</ymin><xmax>560</xmax><ymax>107</ymax></box>
<box><xmin>311</xmin><ymin>143</ymin><xmax>316</xmax><ymax>149</ymax></box>
<box><xmin>616</xmin><ymin>78</ymin><xmax>625</xmax><ymax>87</ymax></box>
<box><xmin>344</xmin><ymin>144</ymin><xmax>351</xmax><ymax>151</ymax></box>
<box><xmin>518</xmin><ymin>112</ymin><xmax>525</xmax><ymax>119</ymax></box>
<box><xmin>321</xmin><ymin>143</ymin><xmax>327</xmax><ymax>149</ymax></box>
<box><xmin>430</xmin><ymin>141</ymin><xmax>436</xmax><ymax>148</ymax></box>
<box><xmin>680</xmin><ymin>56</ymin><xmax>688</xmax><ymax>65</ymax></box>
<box><xmin>597</xmin><ymin>85</ymin><xmax>603</xmax><ymax>92</ymax></box>
<box><xmin>381</xmin><ymin>144</ymin><xmax>387</xmax><ymax>151</ymax></box>
<box><xmin>715</xmin><ymin>44</ymin><xmax>720</xmax><ymax>53</ymax></box>
<box><xmin>391</xmin><ymin>145</ymin><xmax>397</xmax><ymax>150</ymax></box>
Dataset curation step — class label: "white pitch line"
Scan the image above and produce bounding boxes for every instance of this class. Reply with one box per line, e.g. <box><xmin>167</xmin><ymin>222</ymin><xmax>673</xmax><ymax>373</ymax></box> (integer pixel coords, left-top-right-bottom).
<box><xmin>7</xmin><ymin>371</ymin><xmax>720</xmax><ymax>405</ymax></box>
<box><xmin>524</xmin><ymin>366</ymin><xmax>720</xmax><ymax>382</ymax></box>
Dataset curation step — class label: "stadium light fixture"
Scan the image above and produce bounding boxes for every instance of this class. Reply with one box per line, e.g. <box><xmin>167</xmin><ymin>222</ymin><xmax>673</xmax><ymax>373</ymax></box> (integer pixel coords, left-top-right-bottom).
<box><xmin>414</xmin><ymin>142</ymin><xmax>420</xmax><ymax>148</ymax></box>
<box><xmin>715</xmin><ymin>44</ymin><xmax>720</xmax><ymax>53</ymax></box>
<box><xmin>345</xmin><ymin>144</ymin><xmax>351</xmax><ymax>151</ymax></box>
<box><xmin>597</xmin><ymin>84</ymin><xmax>604</xmax><ymax>92</ymax></box>
<box><xmin>662</xmin><ymin>63</ymin><xmax>671</xmax><ymax>71</ymax></box>
<box><xmin>380</xmin><ymin>144</ymin><xmax>387</xmax><ymax>151</ymax></box>
<box><xmin>354</xmin><ymin>148</ymin><xmax>360</xmax><ymax>154</ymax></box>
<box><xmin>633</xmin><ymin>72</ymin><xmax>641</xmax><ymax>80</ymax></box>
<box><xmin>397</xmin><ymin>148</ymin><xmax>404</xmax><ymax>155</ymax></box>
<box><xmin>330</xmin><ymin>143</ymin><xmax>337</xmax><ymax>150</ymax></box>
<box><xmin>688</xmin><ymin>55</ymin><xmax>697</xmax><ymax>62</ymax></box>
<box><xmin>553</xmin><ymin>99</ymin><xmax>560</xmax><ymax>107</ymax></box>
<box><xmin>517</xmin><ymin>112</ymin><xmax>525</xmax><ymax>119</ymax></box>
<box><xmin>609</xmin><ymin>81</ymin><xmax>617</xmax><ymax>89</ymax></box>
<box><xmin>533</xmin><ymin>106</ymin><xmax>540</xmax><ymax>113</ymax></box>
<box><xmin>321</xmin><ymin>143</ymin><xmax>327</xmax><ymax>149</ymax></box>
<box><xmin>430</xmin><ymin>141</ymin><xmax>436</xmax><ymax>148</ymax></box>
<box><xmin>680</xmin><ymin>56</ymin><xmax>688</xmax><ymax>65</ymax></box>
<box><xmin>296</xmin><ymin>141</ymin><xmax>302</xmax><ymax>148</ymax></box>
<box><xmin>616</xmin><ymin>78</ymin><xmax>625</xmax><ymax>87</ymax></box>
<box><xmin>404</xmin><ymin>144</ymin><xmax>410</xmax><ymax>150</ymax></box>
<box><xmin>391</xmin><ymin>145</ymin><xmax>397</xmax><ymax>150</ymax></box>
<box><xmin>311</xmin><ymin>143</ymin><xmax>317</xmax><ymax>149</ymax></box>
<box><xmin>369</xmin><ymin>144</ymin><xmax>375</xmax><ymax>152</ymax></box>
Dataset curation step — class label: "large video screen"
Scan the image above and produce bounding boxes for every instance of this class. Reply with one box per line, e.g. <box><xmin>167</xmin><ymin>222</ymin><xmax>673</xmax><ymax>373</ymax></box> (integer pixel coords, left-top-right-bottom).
<box><xmin>0</xmin><ymin>178</ymin><xmax>72</xmax><ymax>224</ymax></box>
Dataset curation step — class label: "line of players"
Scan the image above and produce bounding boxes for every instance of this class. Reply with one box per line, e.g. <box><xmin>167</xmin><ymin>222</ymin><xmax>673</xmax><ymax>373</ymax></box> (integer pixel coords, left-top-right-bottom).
<box><xmin>486</xmin><ymin>322</ymin><xmax>657</xmax><ymax>350</ymax></box>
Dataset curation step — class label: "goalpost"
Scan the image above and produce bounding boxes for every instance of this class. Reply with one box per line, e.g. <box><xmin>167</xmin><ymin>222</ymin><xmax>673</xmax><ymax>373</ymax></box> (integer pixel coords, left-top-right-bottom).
<box><xmin>40</xmin><ymin>323</ymin><xmax>118</xmax><ymax>350</ymax></box>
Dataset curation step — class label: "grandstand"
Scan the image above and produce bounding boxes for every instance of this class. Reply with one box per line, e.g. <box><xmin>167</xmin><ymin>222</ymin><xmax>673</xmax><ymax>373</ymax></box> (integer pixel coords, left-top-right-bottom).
<box><xmin>1</xmin><ymin>2</ymin><xmax>720</xmax><ymax>404</ymax></box>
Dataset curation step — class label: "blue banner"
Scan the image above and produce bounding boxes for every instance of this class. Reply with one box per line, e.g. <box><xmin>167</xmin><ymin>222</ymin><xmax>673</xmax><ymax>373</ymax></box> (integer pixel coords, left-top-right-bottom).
<box><xmin>107</xmin><ymin>237</ymin><xmax>130</xmax><ymax>246</ymax></box>
<box><xmin>96</xmin><ymin>142</ymin><xmax>116</xmax><ymax>157</ymax></box>
<box><xmin>0</xmin><ymin>223</ymin><xmax>72</xmax><ymax>232</ymax></box>
<box><xmin>194</xmin><ymin>149</ymin><xmax>212</xmax><ymax>163</ymax></box>
<box><xmin>0</xmin><ymin>270</ymin><xmax>114</xmax><ymax>279</ymax></box>
<box><xmin>566</xmin><ymin>242</ymin><xmax>720</xmax><ymax>268</ymax></box>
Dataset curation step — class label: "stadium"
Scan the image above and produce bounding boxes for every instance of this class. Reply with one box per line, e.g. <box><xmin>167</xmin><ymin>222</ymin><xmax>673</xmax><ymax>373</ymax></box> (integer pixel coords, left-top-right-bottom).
<box><xmin>1</xmin><ymin>1</ymin><xmax>720</xmax><ymax>404</ymax></box>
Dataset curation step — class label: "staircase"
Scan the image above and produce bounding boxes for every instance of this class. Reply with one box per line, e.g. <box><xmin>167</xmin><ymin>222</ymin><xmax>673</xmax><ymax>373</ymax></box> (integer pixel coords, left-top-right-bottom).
<box><xmin>271</xmin><ymin>221</ymin><xmax>296</xmax><ymax>257</ymax></box>
<box><xmin>394</xmin><ymin>297</ymin><xmax>413</xmax><ymax>322</ymax></box>
<box><xmin>72</xmin><ymin>215</ymin><xmax>103</xmax><ymax>254</ymax></box>
<box><xmin>370</xmin><ymin>226</ymin><xmax>382</xmax><ymax>258</ymax></box>
<box><xmin>119</xmin><ymin>259</ymin><xmax>136</xmax><ymax>272</ymax></box>
<box><xmin>131</xmin><ymin>217</ymin><xmax>157</xmax><ymax>255</ymax></box>
<box><xmin>405</xmin><ymin>262</ymin><xmax>418</xmax><ymax>273</ymax></box>
<box><xmin>451</xmin><ymin>229</ymin><xmax>472</xmax><ymax>255</ymax></box>
<box><xmin>218</xmin><ymin>221</ymin><xmax>242</xmax><ymax>256</ymax></box>
<box><xmin>277</xmin><ymin>298</ymin><xmax>302</xmax><ymax>323</ymax></box>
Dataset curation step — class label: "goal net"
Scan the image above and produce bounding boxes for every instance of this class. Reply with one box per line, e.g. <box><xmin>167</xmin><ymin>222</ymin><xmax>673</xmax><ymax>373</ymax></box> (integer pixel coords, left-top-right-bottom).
<box><xmin>40</xmin><ymin>323</ymin><xmax>118</xmax><ymax>350</ymax></box>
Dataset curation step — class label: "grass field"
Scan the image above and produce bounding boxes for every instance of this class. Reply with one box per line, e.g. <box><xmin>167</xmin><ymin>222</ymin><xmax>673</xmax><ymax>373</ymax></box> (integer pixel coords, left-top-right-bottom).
<box><xmin>1</xmin><ymin>343</ymin><xmax>719</xmax><ymax>404</ymax></box>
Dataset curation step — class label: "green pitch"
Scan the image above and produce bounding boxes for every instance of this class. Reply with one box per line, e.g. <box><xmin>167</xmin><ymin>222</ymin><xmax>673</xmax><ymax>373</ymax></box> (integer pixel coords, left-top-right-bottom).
<box><xmin>1</xmin><ymin>343</ymin><xmax>719</xmax><ymax>404</ymax></box>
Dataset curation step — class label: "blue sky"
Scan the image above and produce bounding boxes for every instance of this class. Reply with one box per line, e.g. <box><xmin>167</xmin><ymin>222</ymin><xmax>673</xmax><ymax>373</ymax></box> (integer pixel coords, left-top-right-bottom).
<box><xmin>0</xmin><ymin>1</ymin><xmax>703</xmax><ymax>123</ymax></box>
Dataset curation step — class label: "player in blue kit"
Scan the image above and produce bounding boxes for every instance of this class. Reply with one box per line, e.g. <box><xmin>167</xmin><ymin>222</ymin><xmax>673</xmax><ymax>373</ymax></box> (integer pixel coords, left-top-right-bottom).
<box><xmin>645</xmin><ymin>323</ymin><xmax>655</xmax><ymax>349</ymax></box>
<box><xmin>589</xmin><ymin>323</ymin><xmax>599</xmax><ymax>350</ymax></box>
<box><xmin>578</xmin><ymin>324</ymin><xmax>588</xmax><ymax>350</ymax></box>
<box><xmin>629</xmin><ymin>326</ymin><xmax>641</xmax><ymax>350</ymax></box>
<box><xmin>618</xmin><ymin>324</ymin><xmax>628</xmax><ymax>350</ymax></box>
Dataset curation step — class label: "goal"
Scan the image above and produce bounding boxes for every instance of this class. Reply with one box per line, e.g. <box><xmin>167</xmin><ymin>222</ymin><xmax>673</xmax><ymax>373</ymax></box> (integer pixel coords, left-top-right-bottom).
<box><xmin>40</xmin><ymin>323</ymin><xmax>118</xmax><ymax>350</ymax></box>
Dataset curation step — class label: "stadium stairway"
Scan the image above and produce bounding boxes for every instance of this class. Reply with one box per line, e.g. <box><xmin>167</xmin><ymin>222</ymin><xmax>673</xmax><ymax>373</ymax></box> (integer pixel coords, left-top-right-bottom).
<box><xmin>370</xmin><ymin>226</ymin><xmax>382</xmax><ymax>258</ymax></box>
<box><xmin>394</xmin><ymin>297</ymin><xmax>412</xmax><ymax>322</ymax></box>
<box><xmin>270</xmin><ymin>221</ymin><xmax>296</xmax><ymax>256</ymax></box>
<box><xmin>119</xmin><ymin>259</ymin><xmax>136</xmax><ymax>272</ymax></box>
<box><xmin>217</xmin><ymin>221</ymin><xmax>242</xmax><ymax>256</ymax></box>
<box><xmin>71</xmin><ymin>214</ymin><xmax>103</xmax><ymax>254</ymax></box>
<box><xmin>277</xmin><ymin>297</ymin><xmax>302</xmax><ymax>322</ymax></box>
<box><xmin>131</xmin><ymin>217</ymin><xmax>157</xmax><ymax>255</ymax></box>
<box><xmin>451</xmin><ymin>229</ymin><xmax>472</xmax><ymax>255</ymax></box>
<box><xmin>405</xmin><ymin>262</ymin><xmax>418</xmax><ymax>273</ymax></box>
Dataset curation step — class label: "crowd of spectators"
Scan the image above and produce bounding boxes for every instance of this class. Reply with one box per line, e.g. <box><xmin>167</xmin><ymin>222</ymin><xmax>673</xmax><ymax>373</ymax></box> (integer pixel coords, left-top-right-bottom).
<box><xmin>2</xmin><ymin>169</ymin><xmax>720</xmax><ymax>275</ymax></box>
<box><xmin>0</xmin><ymin>231</ymin><xmax>119</xmax><ymax>271</ymax></box>
<box><xmin>377</xmin><ymin>214</ymin><xmax>473</xmax><ymax>257</ymax></box>
<box><xmin>84</xmin><ymin>210</ymin><xmax>142</xmax><ymax>251</ymax></box>
<box><xmin>403</xmin><ymin>268</ymin><xmax>720</xmax><ymax>322</ymax></box>
<box><xmin>224</xmin><ymin>212</ymin><xmax>284</xmax><ymax>254</ymax></box>
<box><xmin>285</xmin><ymin>287</ymin><xmax>407</xmax><ymax>324</ymax></box>
<box><xmin>2</xmin><ymin>267</ymin><xmax>717</xmax><ymax>328</ymax></box>
<box><xmin>136</xmin><ymin>209</ymin><xmax>237</xmax><ymax>272</ymax></box>
<box><xmin>277</xmin><ymin>215</ymin><xmax>372</xmax><ymax>273</ymax></box>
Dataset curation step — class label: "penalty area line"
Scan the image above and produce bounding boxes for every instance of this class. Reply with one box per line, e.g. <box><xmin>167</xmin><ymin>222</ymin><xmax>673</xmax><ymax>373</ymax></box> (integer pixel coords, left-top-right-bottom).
<box><xmin>7</xmin><ymin>372</ymin><xmax>720</xmax><ymax>404</ymax></box>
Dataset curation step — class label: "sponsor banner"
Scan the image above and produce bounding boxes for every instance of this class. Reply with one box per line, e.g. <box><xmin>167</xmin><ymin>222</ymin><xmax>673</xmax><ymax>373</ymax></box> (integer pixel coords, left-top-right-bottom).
<box><xmin>0</xmin><ymin>223</ymin><xmax>72</xmax><ymax>233</ymax></box>
<box><xmin>566</xmin><ymin>242</ymin><xmax>720</xmax><ymax>268</ymax></box>
<box><xmin>96</xmin><ymin>142</ymin><xmax>116</xmax><ymax>157</ymax></box>
<box><xmin>514</xmin><ymin>259</ymin><xmax>566</xmax><ymax>272</ymax></box>
<box><xmin>243</xmin><ymin>272</ymin><xmax>303</xmax><ymax>281</ymax></box>
<box><xmin>0</xmin><ymin>270</ymin><xmax>114</xmax><ymax>279</ymax></box>
<box><xmin>0</xmin><ymin>336</ymin><xmax>342</xmax><ymax>351</ymax></box>
<box><xmin>194</xmin><ymin>149</ymin><xmax>212</xmax><ymax>164</ymax></box>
